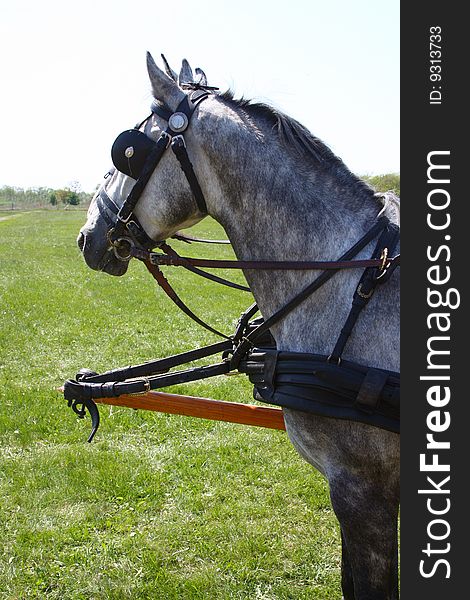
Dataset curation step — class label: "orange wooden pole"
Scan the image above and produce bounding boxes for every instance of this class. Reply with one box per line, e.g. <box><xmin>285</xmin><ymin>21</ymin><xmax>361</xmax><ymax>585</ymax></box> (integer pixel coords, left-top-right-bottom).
<box><xmin>93</xmin><ymin>390</ymin><xmax>286</xmax><ymax>430</ymax></box>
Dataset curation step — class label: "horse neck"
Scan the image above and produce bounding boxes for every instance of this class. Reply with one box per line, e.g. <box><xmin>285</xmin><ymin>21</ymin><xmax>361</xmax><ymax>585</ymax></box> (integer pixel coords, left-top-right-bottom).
<box><xmin>197</xmin><ymin>105</ymin><xmax>395</xmax><ymax>362</ymax></box>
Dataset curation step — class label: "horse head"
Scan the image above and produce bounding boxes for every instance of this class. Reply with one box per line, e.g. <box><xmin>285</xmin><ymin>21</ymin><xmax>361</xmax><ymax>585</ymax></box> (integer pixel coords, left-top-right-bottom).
<box><xmin>78</xmin><ymin>53</ymin><xmax>213</xmax><ymax>276</ymax></box>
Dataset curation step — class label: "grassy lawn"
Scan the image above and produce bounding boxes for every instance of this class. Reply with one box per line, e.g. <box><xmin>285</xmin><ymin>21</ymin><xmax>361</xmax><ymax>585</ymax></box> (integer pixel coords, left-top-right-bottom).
<box><xmin>0</xmin><ymin>210</ymin><xmax>340</xmax><ymax>599</ymax></box>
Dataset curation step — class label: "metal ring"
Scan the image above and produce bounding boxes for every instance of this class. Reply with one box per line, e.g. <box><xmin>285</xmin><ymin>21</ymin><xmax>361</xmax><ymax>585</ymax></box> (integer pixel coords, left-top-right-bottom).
<box><xmin>107</xmin><ymin>227</ymin><xmax>116</xmax><ymax>248</ymax></box>
<box><xmin>112</xmin><ymin>237</ymin><xmax>135</xmax><ymax>262</ymax></box>
<box><xmin>327</xmin><ymin>354</ymin><xmax>341</xmax><ymax>365</ymax></box>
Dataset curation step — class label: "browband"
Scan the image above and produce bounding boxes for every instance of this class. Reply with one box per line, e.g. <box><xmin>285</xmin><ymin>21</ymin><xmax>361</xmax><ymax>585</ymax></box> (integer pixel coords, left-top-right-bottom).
<box><xmin>150</xmin><ymin>89</ymin><xmax>210</xmax><ymax>127</ymax></box>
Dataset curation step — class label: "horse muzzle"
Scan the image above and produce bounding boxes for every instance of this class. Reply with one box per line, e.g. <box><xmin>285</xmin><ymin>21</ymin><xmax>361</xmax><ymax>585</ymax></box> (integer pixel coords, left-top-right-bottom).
<box><xmin>77</xmin><ymin>229</ymin><xmax>129</xmax><ymax>276</ymax></box>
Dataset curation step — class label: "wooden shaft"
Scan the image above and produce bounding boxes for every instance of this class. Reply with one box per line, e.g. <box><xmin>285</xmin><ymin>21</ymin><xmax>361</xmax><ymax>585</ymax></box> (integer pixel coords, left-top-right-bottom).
<box><xmin>95</xmin><ymin>391</ymin><xmax>286</xmax><ymax>431</ymax></box>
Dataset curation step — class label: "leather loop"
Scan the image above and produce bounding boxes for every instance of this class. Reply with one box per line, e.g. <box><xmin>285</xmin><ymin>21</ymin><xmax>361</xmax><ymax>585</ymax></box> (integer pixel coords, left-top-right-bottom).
<box><xmin>355</xmin><ymin>369</ymin><xmax>389</xmax><ymax>414</ymax></box>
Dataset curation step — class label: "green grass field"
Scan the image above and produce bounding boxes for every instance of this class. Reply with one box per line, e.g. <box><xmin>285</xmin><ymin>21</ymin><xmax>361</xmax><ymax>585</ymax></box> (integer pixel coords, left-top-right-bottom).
<box><xmin>0</xmin><ymin>210</ymin><xmax>340</xmax><ymax>599</ymax></box>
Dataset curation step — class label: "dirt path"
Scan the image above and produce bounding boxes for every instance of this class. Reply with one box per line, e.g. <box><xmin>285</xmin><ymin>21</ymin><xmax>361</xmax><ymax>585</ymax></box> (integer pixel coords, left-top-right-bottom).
<box><xmin>0</xmin><ymin>212</ymin><xmax>32</xmax><ymax>222</ymax></box>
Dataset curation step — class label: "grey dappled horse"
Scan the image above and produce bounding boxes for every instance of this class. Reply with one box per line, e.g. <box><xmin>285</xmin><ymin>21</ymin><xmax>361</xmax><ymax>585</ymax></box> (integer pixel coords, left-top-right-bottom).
<box><xmin>79</xmin><ymin>53</ymin><xmax>400</xmax><ymax>599</ymax></box>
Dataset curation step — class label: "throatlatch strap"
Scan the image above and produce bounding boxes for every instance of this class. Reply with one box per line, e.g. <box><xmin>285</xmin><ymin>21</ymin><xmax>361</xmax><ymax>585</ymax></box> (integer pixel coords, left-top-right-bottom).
<box><xmin>171</xmin><ymin>232</ymin><xmax>231</xmax><ymax>245</ymax></box>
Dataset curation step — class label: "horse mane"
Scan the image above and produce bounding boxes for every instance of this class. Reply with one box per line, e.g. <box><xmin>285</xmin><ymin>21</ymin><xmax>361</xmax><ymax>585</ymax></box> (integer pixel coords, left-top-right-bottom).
<box><xmin>218</xmin><ymin>90</ymin><xmax>375</xmax><ymax>198</ymax></box>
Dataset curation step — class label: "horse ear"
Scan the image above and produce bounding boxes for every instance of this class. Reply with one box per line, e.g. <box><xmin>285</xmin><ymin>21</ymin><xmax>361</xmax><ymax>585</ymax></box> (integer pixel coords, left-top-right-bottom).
<box><xmin>178</xmin><ymin>59</ymin><xmax>194</xmax><ymax>86</ymax></box>
<box><xmin>161</xmin><ymin>53</ymin><xmax>177</xmax><ymax>82</ymax></box>
<box><xmin>146</xmin><ymin>52</ymin><xmax>184</xmax><ymax>109</ymax></box>
<box><xmin>195</xmin><ymin>67</ymin><xmax>208</xmax><ymax>87</ymax></box>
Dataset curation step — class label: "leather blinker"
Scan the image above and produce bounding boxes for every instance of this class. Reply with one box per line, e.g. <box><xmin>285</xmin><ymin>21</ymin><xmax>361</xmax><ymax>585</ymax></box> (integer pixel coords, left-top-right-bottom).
<box><xmin>111</xmin><ymin>129</ymin><xmax>157</xmax><ymax>180</ymax></box>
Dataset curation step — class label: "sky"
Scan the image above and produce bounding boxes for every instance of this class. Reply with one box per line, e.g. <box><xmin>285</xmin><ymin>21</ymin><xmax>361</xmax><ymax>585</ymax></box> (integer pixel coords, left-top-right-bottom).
<box><xmin>0</xmin><ymin>0</ymin><xmax>399</xmax><ymax>193</ymax></box>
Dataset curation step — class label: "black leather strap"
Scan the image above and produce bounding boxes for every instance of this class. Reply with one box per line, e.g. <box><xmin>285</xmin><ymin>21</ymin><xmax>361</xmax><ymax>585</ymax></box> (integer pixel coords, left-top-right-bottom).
<box><xmin>328</xmin><ymin>222</ymin><xmax>400</xmax><ymax>363</ymax></box>
<box><xmin>110</xmin><ymin>91</ymin><xmax>211</xmax><ymax>244</ymax></box>
<box><xmin>171</xmin><ymin>232</ymin><xmax>231</xmax><ymax>245</ymax></box>
<box><xmin>238</xmin><ymin>349</ymin><xmax>400</xmax><ymax>433</ymax></box>
<box><xmin>355</xmin><ymin>368</ymin><xmax>390</xmax><ymax>414</ymax></box>
<box><xmin>150</xmin><ymin>91</ymin><xmax>209</xmax><ymax>124</ymax></box>
<box><xmin>150</xmin><ymin>100</ymin><xmax>172</xmax><ymax>121</ymax></box>
<box><xmin>65</xmin><ymin>361</ymin><xmax>230</xmax><ymax>401</ymax></box>
<box><xmin>74</xmin><ymin>340</ymin><xmax>232</xmax><ymax>384</ymax></box>
<box><xmin>116</xmin><ymin>131</ymin><xmax>170</xmax><ymax>226</ymax></box>
<box><xmin>96</xmin><ymin>189</ymin><xmax>119</xmax><ymax>228</ymax></box>
<box><xmin>125</xmin><ymin>219</ymin><xmax>158</xmax><ymax>249</ymax></box>
<box><xmin>171</xmin><ymin>136</ymin><xmax>208</xmax><ymax>214</ymax></box>
<box><xmin>97</xmin><ymin>189</ymin><xmax>156</xmax><ymax>249</ymax></box>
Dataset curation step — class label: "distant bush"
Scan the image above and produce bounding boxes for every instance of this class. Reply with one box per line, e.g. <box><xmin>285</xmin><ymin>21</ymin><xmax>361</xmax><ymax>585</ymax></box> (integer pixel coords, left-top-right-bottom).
<box><xmin>362</xmin><ymin>173</ymin><xmax>400</xmax><ymax>196</ymax></box>
<box><xmin>55</xmin><ymin>189</ymin><xmax>81</xmax><ymax>206</ymax></box>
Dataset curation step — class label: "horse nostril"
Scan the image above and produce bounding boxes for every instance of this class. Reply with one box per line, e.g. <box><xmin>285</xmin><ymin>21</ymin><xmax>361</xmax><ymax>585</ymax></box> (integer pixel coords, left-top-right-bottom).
<box><xmin>77</xmin><ymin>232</ymin><xmax>85</xmax><ymax>251</ymax></box>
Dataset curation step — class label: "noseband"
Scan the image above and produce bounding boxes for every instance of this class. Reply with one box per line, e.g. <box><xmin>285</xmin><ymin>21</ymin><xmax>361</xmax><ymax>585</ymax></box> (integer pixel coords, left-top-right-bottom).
<box><xmin>98</xmin><ymin>87</ymin><xmax>212</xmax><ymax>257</ymax></box>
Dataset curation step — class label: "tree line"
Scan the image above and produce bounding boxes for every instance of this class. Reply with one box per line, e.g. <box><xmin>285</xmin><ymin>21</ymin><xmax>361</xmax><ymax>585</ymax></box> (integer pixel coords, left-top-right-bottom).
<box><xmin>0</xmin><ymin>183</ymin><xmax>94</xmax><ymax>210</ymax></box>
<box><xmin>363</xmin><ymin>173</ymin><xmax>400</xmax><ymax>196</ymax></box>
<box><xmin>0</xmin><ymin>173</ymin><xmax>399</xmax><ymax>211</ymax></box>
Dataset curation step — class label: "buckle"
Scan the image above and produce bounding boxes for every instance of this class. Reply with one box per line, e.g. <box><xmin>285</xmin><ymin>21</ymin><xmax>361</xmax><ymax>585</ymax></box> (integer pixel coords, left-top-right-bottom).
<box><xmin>379</xmin><ymin>247</ymin><xmax>389</xmax><ymax>271</ymax></box>
<box><xmin>171</xmin><ymin>134</ymin><xmax>186</xmax><ymax>148</ymax></box>
<box><xmin>160</xmin><ymin>130</ymin><xmax>172</xmax><ymax>149</ymax></box>
<box><xmin>375</xmin><ymin>248</ymin><xmax>392</xmax><ymax>281</ymax></box>
<box><xmin>356</xmin><ymin>283</ymin><xmax>374</xmax><ymax>299</ymax></box>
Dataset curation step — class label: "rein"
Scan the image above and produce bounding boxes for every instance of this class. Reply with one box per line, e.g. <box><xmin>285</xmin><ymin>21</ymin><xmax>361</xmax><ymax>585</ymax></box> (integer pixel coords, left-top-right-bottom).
<box><xmin>130</xmin><ymin>238</ymin><xmax>399</xmax><ymax>272</ymax></box>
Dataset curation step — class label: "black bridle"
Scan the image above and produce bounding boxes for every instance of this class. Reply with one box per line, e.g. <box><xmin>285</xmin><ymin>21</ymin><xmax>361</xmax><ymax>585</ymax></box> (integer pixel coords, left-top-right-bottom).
<box><xmin>99</xmin><ymin>86</ymin><xmax>212</xmax><ymax>258</ymax></box>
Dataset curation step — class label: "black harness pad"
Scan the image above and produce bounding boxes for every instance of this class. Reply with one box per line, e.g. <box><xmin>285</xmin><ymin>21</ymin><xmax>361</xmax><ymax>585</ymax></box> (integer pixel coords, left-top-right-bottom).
<box><xmin>240</xmin><ymin>349</ymin><xmax>400</xmax><ymax>433</ymax></box>
<box><xmin>111</xmin><ymin>129</ymin><xmax>156</xmax><ymax>179</ymax></box>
